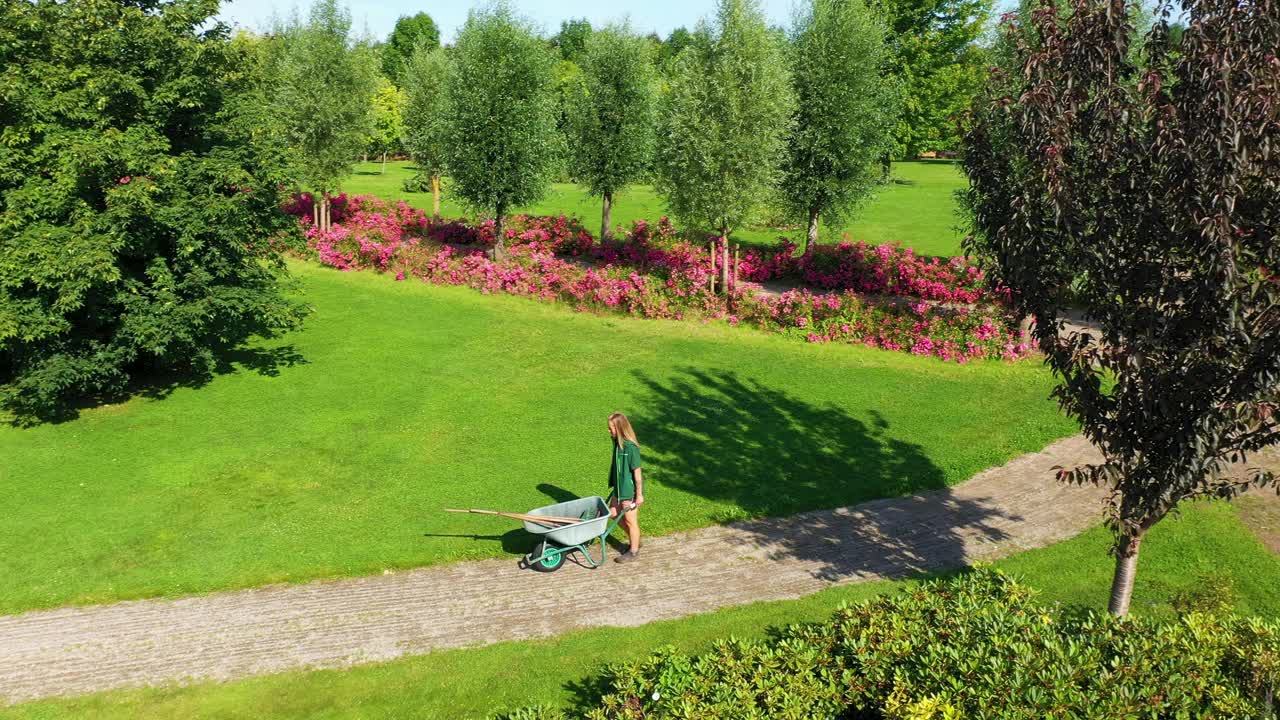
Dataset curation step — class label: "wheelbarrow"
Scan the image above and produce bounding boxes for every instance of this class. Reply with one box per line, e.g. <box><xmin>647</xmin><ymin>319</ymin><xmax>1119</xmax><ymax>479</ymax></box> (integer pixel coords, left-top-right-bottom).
<box><xmin>519</xmin><ymin>495</ymin><xmax>627</xmax><ymax>572</ymax></box>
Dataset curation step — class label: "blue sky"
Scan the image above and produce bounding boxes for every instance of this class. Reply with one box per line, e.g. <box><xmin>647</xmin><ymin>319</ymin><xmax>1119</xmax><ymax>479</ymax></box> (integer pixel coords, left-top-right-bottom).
<box><xmin>217</xmin><ymin>0</ymin><xmax>799</xmax><ymax>42</ymax></box>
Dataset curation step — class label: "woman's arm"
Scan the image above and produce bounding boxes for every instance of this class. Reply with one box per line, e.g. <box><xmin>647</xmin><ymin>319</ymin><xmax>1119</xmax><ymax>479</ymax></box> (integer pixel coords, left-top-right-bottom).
<box><xmin>632</xmin><ymin>468</ymin><xmax>644</xmax><ymax>506</ymax></box>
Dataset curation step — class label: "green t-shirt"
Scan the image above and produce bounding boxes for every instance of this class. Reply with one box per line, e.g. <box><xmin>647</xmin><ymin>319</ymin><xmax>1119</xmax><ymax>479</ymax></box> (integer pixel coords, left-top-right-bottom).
<box><xmin>609</xmin><ymin>439</ymin><xmax>643</xmax><ymax>501</ymax></box>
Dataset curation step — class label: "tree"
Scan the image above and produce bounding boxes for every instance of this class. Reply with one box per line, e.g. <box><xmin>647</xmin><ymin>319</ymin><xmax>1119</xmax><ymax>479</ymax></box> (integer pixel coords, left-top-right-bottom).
<box><xmin>962</xmin><ymin>0</ymin><xmax>1280</xmax><ymax>615</ymax></box>
<box><xmin>0</xmin><ymin>0</ymin><xmax>308</xmax><ymax>422</ymax></box>
<box><xmin>552</xmin><ymin>18</ymin><xmax>593</xmax><ymax>63</ymax></box>
<box><xmin>783</xmin><ymin>0</ymin><xmax>898</xmax><ymax>249</ymax></box>
<box><xmin>569</xmin><ymin>25</ymin><xmax>658</xmax><ymax>241</ymax></box>
<box><xmin>381</xmin><ymin>12</ymin><xmax>440</xmax><ymax>83</ymax></box>
<box><xmin>443</xmin><ymin>3</ymin><xmax>561</xmax><ymax>259</ymax></box>
<box><xmin>654</xmin><ymin>0</ymin><xmax>793</xmax><ymax>244</ymax></box>
<box><xmin>401</xmin><ymin>42</ymin><xmax>450</xmax><ymax>217</ymax></box>
<box><xmin>873</xmin><ymin>0</ymin><xmax>991</xmax><ymax>158</ymax></box>
<box><xmin>658</xmin><ymin>26</ymin><xmax>694</xmax><ymax>67</ymax></box>
<box><xmin>367</xmin><ymin>77</ymin><xmax>406</xmax><ymax>174</ymax></box>
<box><xmin>272</xmin><ymin>0</ymin><xmax>378</xmax><ymax>231</ymax></box>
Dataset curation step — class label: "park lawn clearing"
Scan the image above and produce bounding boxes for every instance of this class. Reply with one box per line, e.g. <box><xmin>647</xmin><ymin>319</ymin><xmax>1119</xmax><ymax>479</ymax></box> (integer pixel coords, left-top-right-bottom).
<box><xmin>0</xmin><ymin>260</ymin><xmax>1074</xmax><ymax>616</ymax></box>
<box><xmin>0</xmin><ymin>501</ymin><xmax>1274</xmax><ymax>720</ymax></box>
<box><xmin>341</xmin><ymin>160</ymin><xmax>968</xmax><ymax>257</ymax></box>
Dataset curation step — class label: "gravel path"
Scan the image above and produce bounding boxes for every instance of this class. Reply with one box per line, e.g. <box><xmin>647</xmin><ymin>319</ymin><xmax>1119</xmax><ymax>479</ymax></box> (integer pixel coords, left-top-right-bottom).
<box><xmin>0</xmin><ymin>435</ymin><xmax>1106</xmax><ymax>705</ymax></box>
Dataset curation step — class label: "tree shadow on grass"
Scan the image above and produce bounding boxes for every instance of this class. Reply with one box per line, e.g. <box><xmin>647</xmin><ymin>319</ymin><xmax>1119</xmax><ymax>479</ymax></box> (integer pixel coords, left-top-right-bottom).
<box><xmin>627</xmin><ymin>366</ymin><xmax>1022</xmax><ymax>579</ymax></box>
<box><xmin>8</xmin><ymin>345</ymin><xmax>308</xmax><ymax>427</ymax></box>
<box><xmin>554</xmin><ymin>369</ymin><xmax>1024</xmax><ymax>707</ymax></box>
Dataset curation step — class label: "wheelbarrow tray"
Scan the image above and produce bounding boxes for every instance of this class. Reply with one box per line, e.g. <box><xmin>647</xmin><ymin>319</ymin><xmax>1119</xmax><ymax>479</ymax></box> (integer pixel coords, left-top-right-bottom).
<box><xmin>523</xmin><ymin>496</ymin><xmax>610</xmax><ymax>545</ymax></box>
<box><xmin>521</xmin><ymin>496</ymin><xmax>618</xmax><ymax>571</ymax></box>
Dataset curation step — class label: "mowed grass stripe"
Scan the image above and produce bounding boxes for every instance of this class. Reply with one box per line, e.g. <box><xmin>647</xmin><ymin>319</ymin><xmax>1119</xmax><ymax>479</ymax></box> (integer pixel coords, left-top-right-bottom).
<box><xmin>341</xmin><ymin>159</ymin><xmax>969</xmax><ymax>257</ymax></box>
<box><xmin>0</xmin><ymin>261</ymin><xmax>1074</xmax><ymax>614</ymax></box>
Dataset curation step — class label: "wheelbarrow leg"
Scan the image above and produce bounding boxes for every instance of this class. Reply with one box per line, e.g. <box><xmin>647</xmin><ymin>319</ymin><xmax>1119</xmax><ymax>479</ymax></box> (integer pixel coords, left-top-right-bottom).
<box><xmin>578</xmin><ymin>535</ymin><xmax>608</xmax><ymax>568</ymax></box>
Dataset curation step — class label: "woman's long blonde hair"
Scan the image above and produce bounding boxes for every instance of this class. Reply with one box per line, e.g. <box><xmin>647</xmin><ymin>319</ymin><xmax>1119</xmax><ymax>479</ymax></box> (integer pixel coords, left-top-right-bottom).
<box><xmin>609</xmin><ymin>412</ymin><xmax>639</xmax><ymax>448</ymax></box>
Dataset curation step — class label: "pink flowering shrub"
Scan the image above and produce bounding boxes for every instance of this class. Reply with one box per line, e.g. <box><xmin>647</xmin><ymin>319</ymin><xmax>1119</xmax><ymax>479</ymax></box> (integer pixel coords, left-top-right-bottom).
<box><xmin>283</xmin><ymin>192</ymin><xmax>353</xmax><ymax>225</ymax></box>
<box><xmin>304</xmin><ymin>196</ymin><xmax>428</xmax><ymax>271</ymax></box>
<box><xmin>739</xmin><ymin>239</ymin><xmax>800</xmax><ymax>282</ymax></box>
<box><xmin>421</xmin><ymin>214</ymin><xmax>596</xmax><ymax>256</ymax></box>
<box><xmin>737</xmin><ymin>289</ymin><xmax>1031</xmax><ymax>363</ymax></box>
<box><xmin>738</xmin><ymin>238</ymin><xmax>1002</xmax><ymax>305</ymax></box>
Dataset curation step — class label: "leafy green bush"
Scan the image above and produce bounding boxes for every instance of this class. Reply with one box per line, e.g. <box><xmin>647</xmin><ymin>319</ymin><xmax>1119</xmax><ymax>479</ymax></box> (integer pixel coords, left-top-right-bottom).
<box><xmin>402</xmin><ymin>173</ymin><xmax>435</xmax><ymax>194</ymax></box>
<box><xmin>502</xmin><ymin>568</ymin><xmax>1279</xmax><ymax>719</ymax></box>
<box><xmin>0</xmin><ymin>0</ymin><xmax>307</xmax><ymax>422</ymax></box>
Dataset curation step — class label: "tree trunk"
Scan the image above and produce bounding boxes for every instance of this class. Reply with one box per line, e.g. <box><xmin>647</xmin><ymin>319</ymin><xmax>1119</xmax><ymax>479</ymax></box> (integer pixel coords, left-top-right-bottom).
<box><xmin>381</xmin><ymin>152</ymin><xmax>387</xmax><ymax>175</ymax></box>
<box><xmin>601</xmin><ymin>191</ymin><xmax>614</xmax><ymax>242</ymax></box>
<box><xmin>431</xmin><ymin>175</ymin><xmax>441</xmax><ymax>218</ymax></box>
<box><xmin>313</xmin><ymin>196</ymin><xmax>320</xmax><ymax>229</ymax></box>
<box><xmin>806</xmin><ymin>206</ymin><xmax>820</xmax><ymax>253</ymax></box>
<box><xmin>881</xmin><ymin>153</ymin><xmax>892</xmax><ymax>177</ymax></box>
<box><xmin>493</xmin><ymin>203</ymin><xmax>507</xmax><ymax>260</ymax></box>
<box><xmin>1108</xmin><ymin>532</ymin><xmax>1144</xmax><ymax>616</ymax></box>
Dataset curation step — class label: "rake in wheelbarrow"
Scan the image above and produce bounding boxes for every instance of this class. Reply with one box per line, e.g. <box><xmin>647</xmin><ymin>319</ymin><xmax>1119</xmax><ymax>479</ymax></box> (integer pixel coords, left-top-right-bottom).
<box><xmin>519</xmin><ymin>496</ymin><xmax>628</xmax><ymax>572</ymax></box>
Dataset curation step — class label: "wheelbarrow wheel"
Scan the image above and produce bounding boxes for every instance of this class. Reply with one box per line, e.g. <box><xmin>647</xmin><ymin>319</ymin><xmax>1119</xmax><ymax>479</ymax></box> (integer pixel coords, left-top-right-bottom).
<box><xmin>530</xmin><ymin>541</ymin><xmax>565</xmax><ymax>573</ymax></box>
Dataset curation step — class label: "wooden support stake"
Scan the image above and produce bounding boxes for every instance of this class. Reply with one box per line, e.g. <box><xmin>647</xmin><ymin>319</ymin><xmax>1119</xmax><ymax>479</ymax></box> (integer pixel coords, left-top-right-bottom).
<box><xmin>709</xmin><ymin>242</ymin><xmax>717</xmax><ymax>294</ymax></box>
<box><xmin>733</xmin><ymin>245</ymin><xmax>740</xmax><ymax>291</ymax></box>
<box><xmin>721</xmin><ymin>240</ymin><xmax>730</xmax><ymax>295</ymax></box>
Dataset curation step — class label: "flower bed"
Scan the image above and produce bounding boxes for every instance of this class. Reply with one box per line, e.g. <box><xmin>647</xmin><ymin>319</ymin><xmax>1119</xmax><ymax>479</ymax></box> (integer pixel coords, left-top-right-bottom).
<box><xmin>737</xmin><ymin>289</ymin><xmax>1028</xmax><ymax>362</ymax></box>
<box><xmin>741</xmin><ymin>238</ymin><xmax>1001</xmax><ymax>305</ymax></box>
<box><xmin>282</xmin><ymin>194</ymin><xmax>1030</xmax><ymax>363</ymax></box>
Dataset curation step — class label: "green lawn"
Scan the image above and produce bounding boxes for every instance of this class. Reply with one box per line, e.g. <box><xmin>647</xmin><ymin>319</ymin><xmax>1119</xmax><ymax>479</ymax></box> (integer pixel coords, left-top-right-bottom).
<box><xmin>3</xmin><ymin>502</ymin><xmax>1275</xmax><ymax>720</ymax></box>
<box><xmin>340</xmin><ymin>160</ymin><xmax>969</xmax><ymax>257</ymax></box>
<box><xmin>0</xmin><ymin>260</ymin><xmax>1074</xmax><ymax>616</ymax></box>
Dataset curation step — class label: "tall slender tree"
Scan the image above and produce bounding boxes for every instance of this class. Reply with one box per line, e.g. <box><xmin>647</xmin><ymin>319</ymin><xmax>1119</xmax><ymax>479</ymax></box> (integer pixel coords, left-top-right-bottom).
<box><xmin>368</xmin><ymin>76</ymin><xmax>405</xmax><ymax>174</ymax></box>
<box><xmin>443</xmin><ymin>3</ymin><xmax>560</xmax><ymax>259</ymax></box>
<box><xmin>272</xmin><ymin>0</ymin><xmax>377</xmax><ymax>231</ymax></box>
<box><xmin>783</xmin><ymin>0</ymin><xmax>898</xmax><ymax>250</ymax></box>
<box><xmin>569</xmin><ymin>25</ymin><xmax>658</xmax><ymax>241</ymax></box>
<box><xmin>654</xmin><ymin>0</ymin><xmax>793</xmax><ymax>243</ymax></box>
<box><xmin>963</xmin><ymin>0</ymin><xmax>1280</xmax><ymax>615</ymax></box>
<box><xmin>401</xmin><ymin>41</ymin><xmax>450</xmax><ymax>218</ymax></box>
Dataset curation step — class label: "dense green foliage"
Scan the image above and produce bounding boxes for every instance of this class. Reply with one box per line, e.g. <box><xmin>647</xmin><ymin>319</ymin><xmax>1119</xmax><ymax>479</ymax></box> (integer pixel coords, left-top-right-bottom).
<box><xmin>552</xmin><ymin>18</ymin><xmax>594</xmax><ymax>63</ymax></box>
<box><xmin>443</xmin><ymin>3</ymin><xmax>561</xmax><ymax>257</ymax></box>
<box><xmin>875</xmin><ymin>0</ymin><xmax>991</xmax><ymax>156</ymax></box>
<box><xmin>380</xmin><ymin>12</ymin><xmax>440</xmax><ymax>83</ymax></box>
<box><xmin>568</xmin><ymin>26</ymin><xmax>658</xmax><ymax>240</ymax></box>
<box><xmin>0</xmin><ymin>0</ymin><xmax>306</xmax><ymax>422</ymax></box>
<box><xmin>271</xmin><ymin>0</ymin><xmax>377</xmax><ymax>226</ymax></box>
<box><xmin>401</xmin><ymin>42</ymin><xmax>450</xmax><ymax>214</ymax></box>
<box><xmin>505</xmin><ymin>568</ymin><xmax>1280</xmax><ymax>719</ymax></box>
<box><xmin>0</xmin><ymin>260</ymin><xmax>1075</xmax><ymax>615</ymax></box>
<box><xmin>963</xmin><ymin>0</ymin><xmax>1280</xmax><ymax>614</ymax></box>
<box><xmin>783</xmin><ymin>0</ymin><xmax>898</xmax><ymax>248</ymax></box>
<box><xmin>654</xmin><ymin>0</ymin><xmax>794</xmax><ymax>237</ymax></box>
<box><xmin>5</xmin><ymin>501</ymin><xmax>1277</xmax><ymax>719</ymax></box>
<box><xmin>658</xmin><ymin>27</ymin><xmax>694</xmax><ymax>69</ymax></box>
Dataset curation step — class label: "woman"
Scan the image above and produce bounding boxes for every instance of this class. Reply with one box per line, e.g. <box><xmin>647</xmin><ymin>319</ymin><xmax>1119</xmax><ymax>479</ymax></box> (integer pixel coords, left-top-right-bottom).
<box><xmin>607</xmin><ymin>412</ymin><xmax>644</xmax><ymax>563</ymax></box>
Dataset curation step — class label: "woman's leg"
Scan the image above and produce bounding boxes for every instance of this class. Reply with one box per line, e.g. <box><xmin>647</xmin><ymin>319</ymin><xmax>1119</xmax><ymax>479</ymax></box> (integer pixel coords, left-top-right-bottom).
<box><xmin>623</xmin><ymin>506</ymin><xmax>640</xmax><ymax>553</ymax></box>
